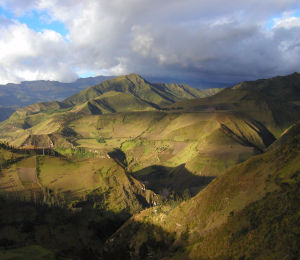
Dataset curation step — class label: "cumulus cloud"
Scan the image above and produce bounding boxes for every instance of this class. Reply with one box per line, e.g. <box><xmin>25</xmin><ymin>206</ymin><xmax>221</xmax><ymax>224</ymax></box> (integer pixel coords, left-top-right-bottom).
<box><xmin>0</xmin><ymin>0</ymin><xmax>300</xmax><ymax>86</ymax></box>
<box><xmin>273</xmin><ymin>13</ymin><xmax>300</xmax><ymax>29</ymax></box>
<box><xmin>0</xmin><ymin>20</ymin><xmax>76</xmax><ymax>84</ymax></box>
<box><xmin>0</xmin><ymin>0</ymin><xmax>38</xmax><ymax>16</ymax></box>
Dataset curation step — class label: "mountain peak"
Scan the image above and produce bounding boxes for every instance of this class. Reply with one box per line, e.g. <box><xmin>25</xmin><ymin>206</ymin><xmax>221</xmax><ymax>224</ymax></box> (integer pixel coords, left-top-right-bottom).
<box><xmin>125</xmin><ymin>73</ymin><xmax>146</xmax><ymax>82</ymax></box>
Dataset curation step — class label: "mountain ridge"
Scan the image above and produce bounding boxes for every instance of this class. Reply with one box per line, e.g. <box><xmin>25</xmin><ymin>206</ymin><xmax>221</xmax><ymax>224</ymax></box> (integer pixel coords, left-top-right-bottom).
<box><xmin>63</xmin><ymin>73</ymin><xmax>220</xmax><ymax>108</ymax></box>
<box><xmin>0</xmin><ymin>73</ymin><xmax>220</xmax><ymax>122</ymax></box>
<box><xmin>0</xmin><ymin>72</ymin><xmax>299</xmax><ymax>259</ymax></box>
<box><xmin>168</xmin><ymin>72</ymin><xmax>300</xmax><ymax>137</ymax></box>
<box><xmin>105</xmin><ymin>120</ymin><xmax>300</xmax><ymax>259</ymax></box>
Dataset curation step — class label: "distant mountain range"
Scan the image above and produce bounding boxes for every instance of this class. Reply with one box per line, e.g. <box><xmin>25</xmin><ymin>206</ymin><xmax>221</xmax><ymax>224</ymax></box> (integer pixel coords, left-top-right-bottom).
<box><xmin>0</xmin><ymin>75</ymin><xmax>113</xmax><ymax>121</ymax></box>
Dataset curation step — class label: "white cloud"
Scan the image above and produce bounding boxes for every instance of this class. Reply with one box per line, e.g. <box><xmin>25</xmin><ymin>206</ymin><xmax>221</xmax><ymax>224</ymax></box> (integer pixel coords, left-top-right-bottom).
<box><xmin>0</xmin><ymin>20</ymin><xmax>76</xmax><ymax>84</ymax></box>
<box><xmin>273</xmin><ymin>16</ymin><xmax>300</xmax><ymax>29</ymax></box>
<box><xmin>0</xmin><ymin>0</ymin><xmax>300</xmax><ymax>85</ymax></box>
<box><xmin>0</xmin><ymin>0</ymin><xmax>38</xmax><ymax>16</ymax></box>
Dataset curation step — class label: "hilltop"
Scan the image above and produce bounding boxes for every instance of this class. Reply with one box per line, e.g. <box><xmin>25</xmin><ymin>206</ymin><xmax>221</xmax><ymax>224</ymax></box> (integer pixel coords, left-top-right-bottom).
<box><xmin>63</xmin><ymin>73</ymin><xmax>220</xmax><ymax>109</ymax></box>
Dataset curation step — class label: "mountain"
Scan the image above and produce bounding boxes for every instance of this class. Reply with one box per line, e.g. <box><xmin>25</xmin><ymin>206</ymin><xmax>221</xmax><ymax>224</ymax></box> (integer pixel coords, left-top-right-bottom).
<box><xmin>105</xmin><ymin>120</ymin><xmax>300</xmax><ymax>259</ymax></box>
<box><xmin>0</xmin><ymin>88</ymin><xmax>273</xmax><ymax>201</ymax></box>
<box><xmin>63</xmin><ymin>73</ymin><xmax>220</xmax><ymax>108</ymax></box>
<box><xmin>0</xmin><ymin>76</ymin><xmax>114</xmax><ymax>107</ymax></box>
<box><xmin>0</xmin><ymin>74</ymin><xmax>220</xmax><ymax>122</ymax></box>
<box><xmin>0</xmin><ymin>72</ymin><xmax>299</xmax><ymax>259</ymax></box>
<box><xmin>0</xmin><ymin>75</ymin><xmax>113</xmax><ymax>121</ymax></box>
<box><xmin>0</xmin><ymin>74</ymin><xmax>222</xmax><ymax>145</ymax></box>
<box><xmin>0</xmin><ymin>107</ymin><xmax>17</xmax><ymax>122</ymax></box>
<box><xmin>170</xmin><ymin>72</ymin><xmax>300</xmax><ymax>137</ymax></box>
<box><xmin>2</xmin><ymin>73</ymin><xmax>297</xmax><ymax>200</ymax></box>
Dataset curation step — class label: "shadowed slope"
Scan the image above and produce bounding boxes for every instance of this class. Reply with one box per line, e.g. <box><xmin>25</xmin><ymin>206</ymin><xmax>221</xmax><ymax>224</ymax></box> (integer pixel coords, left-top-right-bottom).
<box><xmin>105</xmin><ymin>121</ymin><xmax>300</xmax><ymax>259</ymax></box>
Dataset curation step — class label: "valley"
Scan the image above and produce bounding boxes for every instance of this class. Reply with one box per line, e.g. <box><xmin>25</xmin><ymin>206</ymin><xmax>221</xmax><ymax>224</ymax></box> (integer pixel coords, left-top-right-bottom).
<box><xmin>0</xmin><ymin>73</ymin><xmax>299</xmax><ymax>259</ymax></box>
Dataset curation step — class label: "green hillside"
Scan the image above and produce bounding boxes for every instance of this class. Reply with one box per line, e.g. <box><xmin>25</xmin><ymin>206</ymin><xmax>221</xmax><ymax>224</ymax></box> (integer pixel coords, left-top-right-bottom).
<box><xmin>71</xmin><ymin>91</ymin><xmax>155</xmax><ymax>114</ymax></box>
<box><xmin>0</xmin><ymin>151</ymin><xmax>157</xmax><ymax>212</ymax></box>
<box><xmin>105</xmin><ymin>120</ymin><xmax>300</xmax><ymax>259</ymax></box>
<box><xmin>0</xmin><ymin>74</ymin><xmax>220</xmax><ymax>146</ymax></box>
<box><xmin>0</xmin><ymin>72</ymin><xmax>299</xmax><ymax>259</ymax></box>
<box><xmin>0</xmin><ymin>145</ymin><xmax>158</xmax><ymax>258</ymax></box>
<box><xmin>64</xmin><ymin>73</ymin><xmax>220</xmax><ymax>107</ymax></box>
<box><xmin>170</xmin><ymin>72</ymin><xmax>300</xmax><ymax>137</ymax></box>
<box><xmin>0</xmin><ymin>109</ymin><xmax>276</xmax><ymax>198</ymax></box>
<box><xmin>5</xmin><ymin>73</ymin><xmax>299</xmax><ymax>199</ymax></box>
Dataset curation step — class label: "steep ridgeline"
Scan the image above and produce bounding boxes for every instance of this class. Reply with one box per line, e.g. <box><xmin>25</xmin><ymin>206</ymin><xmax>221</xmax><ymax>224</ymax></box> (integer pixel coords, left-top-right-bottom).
<box><xmin>0</xmin><ymin>76</ymin><xmax>113</xmax><ymax>121</ymax></box>
<box><xmin>63</xmin><ymin>73</ymin><xmax>220</xmax><ymax>111</ymax></box>
<box><xmin>105</xmin><ymin>120</ymin><xmax>300</xmax><ymax>260</ymax></box>
<box><xmin>170</xmin><ymin>72</ymin><xmax>300</xmax><ymax>137</ymax></box>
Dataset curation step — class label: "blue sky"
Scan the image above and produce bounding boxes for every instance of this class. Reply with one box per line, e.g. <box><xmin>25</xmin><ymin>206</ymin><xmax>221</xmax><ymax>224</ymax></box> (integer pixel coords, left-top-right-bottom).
<box><xmin>0</xmin><ymin>0</ymin><xmax>300</xmax><ymax>86</ymax></box>
<box><xmin>19</xmin><ymin>10</ymin><xmax>69</xmax><ymax>37</ymax></box>
<box><xmin>0</xmin><ymin>6</ymin><xmax>68</xmax><ymax>37</ymax></box>
<box><xmin>266</xmin><ymin>9</ymin><xmax>300</xmax><ymax>30</ymax></box>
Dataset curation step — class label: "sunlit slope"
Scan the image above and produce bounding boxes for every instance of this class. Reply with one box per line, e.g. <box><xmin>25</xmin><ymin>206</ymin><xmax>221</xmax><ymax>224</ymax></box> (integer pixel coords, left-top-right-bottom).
<box><xmin>0</xmin><ymin>151</ymin><xmax>158</xmax><ymax>214</ymax></box>
<box><xmin>0</xmin><ymin>73</ymin><xmax>220</xmax><ymax>146</ymax></box>
<box><xmin>70</xmin><ymin>111</ymin><xmax>274</xmax><ymax>196</ymax></box>
<box><xmin>71</xmin><ymin>91</ymin><xmax>156</xmax><ymax>114</ymax></box>
<box><xmin>171</xmin><ymin>72</ymin><xmax>300</xmax><ymax>137</ymax></box>
<box><xmin>0</xmin><ymin>145</ymin><xmax>25</xmax><ymax>166</ymax></box>
<box><xmin>0</xmin><ymin>145</ymin><xmax>159</xmax><ymax>258</ymax></box>
<box><xmin>62</xmin><ymin>111</ymin><xmax>273</xmax><ymax>178</ymax></box>
<box><xmin>0</xmin><ymin>108</ymin><xmax>275</xmax><ymax>197</ymax></box>
<box><xmin>64</xmin><ymin>73</ymin><xmax>218</xmax><ymax>107</ymax></box>
<box><xmin>106</xmin><ymin>121</ymin><xmax>300</xmax><ymax>259</ymax></box>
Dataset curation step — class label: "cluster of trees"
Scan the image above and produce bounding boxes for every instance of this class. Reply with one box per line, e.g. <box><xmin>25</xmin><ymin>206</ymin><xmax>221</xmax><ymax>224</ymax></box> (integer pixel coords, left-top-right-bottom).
<box><xmin>0</xmin><ymin>141</ymin><xmax>60</xmax><ymax>156</ymax></box>
<box><xmin>0</xmin><ymin>141</ymin><xmax>17</xmax><ymax>152</ymax></box>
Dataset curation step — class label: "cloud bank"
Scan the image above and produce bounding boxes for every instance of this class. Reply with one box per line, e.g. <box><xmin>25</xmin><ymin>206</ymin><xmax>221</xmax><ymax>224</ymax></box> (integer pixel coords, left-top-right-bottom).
<box><xmin>0</xmin><ymin>0</ymin><xmax>300</xmax><ymax>86</ymax></box>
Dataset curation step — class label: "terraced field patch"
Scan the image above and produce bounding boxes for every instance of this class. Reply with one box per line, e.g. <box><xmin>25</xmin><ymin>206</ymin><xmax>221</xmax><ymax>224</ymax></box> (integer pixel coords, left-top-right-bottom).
<box><xmin>17</xmin><ymin>167</ymin><xmax>37</xmax><ymax>184</ymax></box>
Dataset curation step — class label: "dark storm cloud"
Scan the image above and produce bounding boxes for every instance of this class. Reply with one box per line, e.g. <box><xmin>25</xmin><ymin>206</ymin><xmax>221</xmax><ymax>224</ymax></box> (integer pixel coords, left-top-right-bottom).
<box><xmin>0</xmin><ymin>0</ymin><xmax>300</xmax><ymax>86</ymax></box>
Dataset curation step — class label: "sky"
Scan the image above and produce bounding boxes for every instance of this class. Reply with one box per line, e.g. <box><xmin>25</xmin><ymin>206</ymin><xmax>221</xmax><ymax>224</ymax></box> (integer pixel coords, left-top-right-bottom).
<box><xmin>0</xmin><ymin>0</ymin><xmax>300</xmax><ymax>87</ymax></box>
